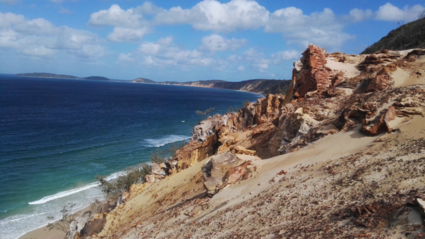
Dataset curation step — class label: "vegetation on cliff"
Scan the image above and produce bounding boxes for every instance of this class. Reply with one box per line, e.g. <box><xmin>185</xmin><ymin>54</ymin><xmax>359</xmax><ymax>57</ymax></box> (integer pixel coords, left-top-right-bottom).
<box><xmin>362</xmin><ymin>17</ymin><xmax>425</xmax><ymax>54</ymax></box>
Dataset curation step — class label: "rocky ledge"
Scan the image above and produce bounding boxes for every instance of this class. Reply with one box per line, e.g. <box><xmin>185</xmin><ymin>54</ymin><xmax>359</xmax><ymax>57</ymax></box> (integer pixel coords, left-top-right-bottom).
<box><xmin>74</xmin><ymin>45</ymin><xmax>425</xmax><ymax>239</ymax></box>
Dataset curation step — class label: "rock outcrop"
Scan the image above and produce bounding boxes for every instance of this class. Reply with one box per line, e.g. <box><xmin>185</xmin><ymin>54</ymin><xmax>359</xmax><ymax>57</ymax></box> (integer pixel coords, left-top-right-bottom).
<box><xmin>171</xmin><ymin>46</ymin><xmax>425</xmax><ymax>173</ymax></box>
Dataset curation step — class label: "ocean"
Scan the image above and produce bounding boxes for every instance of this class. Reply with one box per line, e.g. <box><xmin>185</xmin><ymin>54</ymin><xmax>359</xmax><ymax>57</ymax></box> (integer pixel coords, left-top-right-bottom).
<box><xmin>0</xmin><ymin>75</ymin><xmax>261</xmax><ymax>239</ymax></box>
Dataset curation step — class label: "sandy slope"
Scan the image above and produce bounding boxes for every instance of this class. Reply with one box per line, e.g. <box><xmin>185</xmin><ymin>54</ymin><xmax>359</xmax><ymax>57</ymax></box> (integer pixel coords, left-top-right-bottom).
<box><xmin>88</xmin><ymin>113</ymin><xmax>424</xmax><ymax>238</ymax></box>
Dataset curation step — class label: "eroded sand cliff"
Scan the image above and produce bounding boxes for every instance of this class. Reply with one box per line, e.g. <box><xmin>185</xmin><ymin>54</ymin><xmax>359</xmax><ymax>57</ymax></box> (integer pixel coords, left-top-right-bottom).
<box><xmin>81</xmin><ymin>45</ymin><xmax>425</xmax><ymax>239</ymax></box>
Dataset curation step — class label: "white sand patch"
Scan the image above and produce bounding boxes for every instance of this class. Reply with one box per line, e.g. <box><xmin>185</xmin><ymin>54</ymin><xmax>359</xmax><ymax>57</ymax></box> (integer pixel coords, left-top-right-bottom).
<box><xmin>387</xmin><ymin>116</ymin><xmax>405</xmax><ymax>131</ymax></box>
<box><xmin>391</xmin><ymin>68</ymin><xmax>410</xmax><ymax>87</ymax></box>
<box><xmin>325</xmin><ymin>59</ymin><xmax>361</xmax><ymax>78</ymax></box>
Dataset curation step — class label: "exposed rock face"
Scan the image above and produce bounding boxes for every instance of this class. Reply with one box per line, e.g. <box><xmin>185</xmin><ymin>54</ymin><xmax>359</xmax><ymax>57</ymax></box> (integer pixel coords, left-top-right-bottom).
<box><xmin>172</xmin><ymin>46</ymin><xmax>425</xmax><ymax>173</ymax></box>
<box><xmin>293</xmin><ymin>45</ymin><xmax>329</xmax><ymax>98</ymax></box>
<box><xmin>202</xmin><ymin>152</ymin><xmax>256</xmax><ymax>196</ymax></box>
<box><xmin>69</xmin><ymin>211</ymin><xmax>92</xmax><ymax>239</ymax></box>
<box><xmin>69</xmin><ymin>201</ymin><xmax>104</xmax><ymax>239</ymax></box>
<box><xmin>230</xmin><ymin>145</ymin><xmax>256</xmax><ymax>156</ymax></box>
<box><xmin>202</xmin><ymin>152</ymin><xmax>242</xmax><ymax>195</ymax></box>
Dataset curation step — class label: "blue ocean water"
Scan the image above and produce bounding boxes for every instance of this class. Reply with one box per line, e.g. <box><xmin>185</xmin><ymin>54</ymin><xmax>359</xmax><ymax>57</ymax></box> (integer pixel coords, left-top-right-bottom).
<box><xmin>0</xmin><ymin>75</ymin><xmax>261</xmax><ymax>239</ymax></box>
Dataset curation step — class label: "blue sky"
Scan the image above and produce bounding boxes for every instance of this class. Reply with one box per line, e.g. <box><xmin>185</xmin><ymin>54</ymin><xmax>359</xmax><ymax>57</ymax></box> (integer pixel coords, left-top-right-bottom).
<box><xmin>0</xmin><ymin>0</ymin><xmax>424</xmax><ymax>81</ymax></box>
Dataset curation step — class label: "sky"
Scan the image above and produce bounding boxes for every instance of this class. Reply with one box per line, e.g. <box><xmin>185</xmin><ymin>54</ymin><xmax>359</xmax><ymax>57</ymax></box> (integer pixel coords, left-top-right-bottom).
<box><xmin>0</xmin><ymin>0</ymin><xmax>424</xmax><ymax>82</ymax></box>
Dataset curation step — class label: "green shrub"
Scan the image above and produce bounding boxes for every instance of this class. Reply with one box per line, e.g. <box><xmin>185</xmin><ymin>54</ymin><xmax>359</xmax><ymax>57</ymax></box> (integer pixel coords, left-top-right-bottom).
<box><xmin>97</xmin><ymin>163</ymin><xmax>152</xmax><ymax>199</ymax></box>
<box><xmin>196</xmin><ymin>107</ymin><xmax>215</xmax><ymax>116</ymax></box>
<box><xmin>150</xmin><ymin>140</ymin><xmax>188</xmax><ymax>164</ymax></box>
<box><xmin>46</xmin><ymin>203</ymin><xmax>76</xmax><ymax>237</ymax></box>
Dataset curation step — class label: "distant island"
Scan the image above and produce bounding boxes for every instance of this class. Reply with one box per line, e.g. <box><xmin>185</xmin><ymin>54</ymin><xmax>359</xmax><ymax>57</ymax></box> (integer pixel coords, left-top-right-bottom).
<box><xmin>16</xmin><ymin>73</ymin><xmax>111</xmax><ymax>81</ymax></box>
<box><xmin>133</xmin><ymin>77</ymin><xmax>155</xmax><ymax>83</ymax></box>
<box><xmin>16</xmin><ymin>72</ymin><xmax>80</xmax><ymax>79</ymax></box>
<box><xmin>84</xmin><ymin>76</ymin><xmax>111</xmax><ymax>81</ymax></box>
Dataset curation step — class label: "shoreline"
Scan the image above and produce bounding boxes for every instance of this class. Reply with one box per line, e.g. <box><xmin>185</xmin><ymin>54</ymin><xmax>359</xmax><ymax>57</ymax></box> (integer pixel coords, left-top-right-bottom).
<box><xmin>18</xmin><ymin>203</ymin><xmax>98</xmax><ymax>239</ymax></box>
<box><xmin>133</xmin><ymin>81</ymin><xmax>267</xmax><ymax>97</ymax></box>
<box><xmin>0</xmin><ymin>76</ymin><xmax>265</xmax><ymax>238</ymax></box>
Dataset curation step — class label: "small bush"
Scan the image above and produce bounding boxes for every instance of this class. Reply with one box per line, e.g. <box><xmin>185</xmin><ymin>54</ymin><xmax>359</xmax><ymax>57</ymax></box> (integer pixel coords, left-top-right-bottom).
<box><xmin>196</xmin><ymin>107</ymin><xmax>215</xmax><ymax>116</ymax></box>
<box><xmin>46</xmin><ymin>203</ymin><xmax>76</xmax><ymax>236</ymax></box>
<box><xmin>418</xmin><ymin>10</ymin><xmax>425</xmax><ymax>19</ymax></box>
<box><xmin>150</xmin><ymin>140</ymin><xmax>188</xmax><ymax>164</ymax></box>
<box><xmin>150</xmin><ymin>149</ymin><xmax>168</xmax><ymax>164</ymax></box>
<box><xmin>97</xmin><ymin>163</ymin><xmax>152</xmax><ymax>199</ymax></box>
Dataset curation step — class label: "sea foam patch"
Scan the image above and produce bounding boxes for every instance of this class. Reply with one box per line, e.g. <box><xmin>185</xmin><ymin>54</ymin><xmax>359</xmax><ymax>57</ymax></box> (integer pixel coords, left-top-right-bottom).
<box><xmin>28</xmin><ymin>171</ymin><xmax>125</xmax><ymax>205</ymax></box>
<box><xmin>143</xmin><ymin>135</ymin><xmax>190</xmax><ymax>148</ymax></box>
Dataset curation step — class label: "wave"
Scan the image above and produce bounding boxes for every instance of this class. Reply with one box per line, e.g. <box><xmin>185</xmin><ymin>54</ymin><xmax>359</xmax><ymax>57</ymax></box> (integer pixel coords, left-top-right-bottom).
<box><xmin>0</xmin><ymin>212</ymin><xmax>46</xmax><ymax>225</ymax></box>
<box><xmin>143</xmin><ymin>135</ymin><xmax>190</xmax><ymax>148</ymax></box>
<box><xmin>28</xmin><ymin>171</ymin><xmax>125</xmax><ymax>205</ymax></box>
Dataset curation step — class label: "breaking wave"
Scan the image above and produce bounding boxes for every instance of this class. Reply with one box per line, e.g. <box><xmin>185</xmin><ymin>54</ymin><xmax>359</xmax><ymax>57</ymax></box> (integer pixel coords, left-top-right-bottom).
<box><xmin>143</xmin><ymin>135</ymin><xmax>190</xmax><ymax>148</ymax></box>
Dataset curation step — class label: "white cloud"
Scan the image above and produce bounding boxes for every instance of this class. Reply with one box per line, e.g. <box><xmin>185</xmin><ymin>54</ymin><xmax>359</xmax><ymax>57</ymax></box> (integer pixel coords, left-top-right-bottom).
<box><xmin>107</xmin><ymin>27</ymin><xmax>149</xmax><ymax>42</ymax></box>
<box><xmin>375</xmin><ymin>3</ymin><xmax>425</xmax><ymax>22</ymax></box>
<box><xmin>135</xmin><ymin>2</ymin><xmax>162</xmax><ymax>15</ymax></box>
<box><xmin>0</xmin><ymin>12</ymin><xmax>24</xmax><ymax>28</ymax></box>
<box><xmin>21</xmin><ymin>46</ymin><xmax>56</xmax><ymax>56</ymax></box>
<box><xmin>271</xmin><ymin>50</ymin><xmax>299</xmax><ymax>64</ymax></box>
<box><xmin>349</xmin><ymin>8</ymin><xmax>373</xmax><ymax>22</ymax></box>
<box><xmin>157</xmin><ymin>36</ymin><xmax>173</xmax><ymax>45</ymax></box>
<box><xmin>0</xmin><ymin>11</ymin><xmax>106</xmax><ymax>59</ymax></box>
<box><xmin>88</xmin><ymin>4</ymin><xmax>145</xmax><ymax>28</ymax></box>
<box><xmin>265</xmin><ymin>7</ymin><xmax>354</xmax><ymax>50</ymax></box>
<box><xmin>121</xmin><ymin>36</ymin><xmax>214</xmax><ymax>68</ymax></box>
<box><xmin>200</xmin><ymin>34</ymin><xmax>246</xmax><ymax>51</ymax></box>
<box><xmin>154</xmin><ymin>0</ymin><xmax>269</xmax><ymax>32</ymax></box>
<box><xmin>237</xmin><ymin>65</ymin><xmax>244</xmax><ymax>71</ymax></box>
<box><xmin>88</xmin><ymin>4</ymin><xmax>152</xmax><ymax>42</ymax></box>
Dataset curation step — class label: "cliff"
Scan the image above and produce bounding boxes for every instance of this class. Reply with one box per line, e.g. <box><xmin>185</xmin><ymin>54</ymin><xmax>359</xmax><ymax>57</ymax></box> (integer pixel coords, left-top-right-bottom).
<box><xmin>362</xmin><ymin>17</ymin><xmax>425</xmax><ymax>54</ymax></box>
<box><xmin>73</xmin><ymin>45</ymin><xmax>425</xmax><ymax>239</ymax></box>
<box><xmin>132</xmin><ymin>79</ymin><xmax>291</xmax><ymax>95</ymax></box>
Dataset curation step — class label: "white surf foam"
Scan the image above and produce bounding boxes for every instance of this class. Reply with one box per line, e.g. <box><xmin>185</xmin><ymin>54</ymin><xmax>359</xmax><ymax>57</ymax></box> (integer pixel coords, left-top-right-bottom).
<box><xmin>28</xmin><ymin>171</ymin><xmax>125</xmax><ymax>205</ymax></box>
<box><xmin>2</xmin><ymin>185</ymin><xmax>104</xmax><ymax>239</ymax></box>
<box><xmin>144</xmin><ymin>135</ymin><xmax>190</xmax><ymax>148</ymax></box>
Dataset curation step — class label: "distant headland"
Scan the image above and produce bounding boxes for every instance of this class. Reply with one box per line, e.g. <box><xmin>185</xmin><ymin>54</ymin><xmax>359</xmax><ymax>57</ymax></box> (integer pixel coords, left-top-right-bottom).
<box><xmin>15</xmin><ymin>72</ymin><xmax>290</xmax><ymax>95</ymax></box>
<box><xmin>132</xmin><ymin>78</ymin><xmax>291</xmax><ymax>95</ymax></box>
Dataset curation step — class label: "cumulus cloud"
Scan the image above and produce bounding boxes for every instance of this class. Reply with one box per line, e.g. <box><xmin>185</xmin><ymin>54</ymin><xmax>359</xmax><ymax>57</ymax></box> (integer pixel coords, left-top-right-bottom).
<box><xmin>265</xmin><ymin>7</ymin><xmax>355</xmax><ymax>50</ymax></box>
<box><xmin>88</xmin><ymin>4</ymin><xmax>152</xmax><ymax>42</ymax></box>
<box><xmin>375</xmin><ymin>3</ymin><xmax>425</xmax><ymax>22</ymax></box>
<box><xmin>349</xmin><ymin>8</ymin><xmax>373</xmax><ymax>22</ymax></box>
<box><xmin>200</xmin><ymin>34</ymin><xmax>246</xmax><ymax>51</ymax></box>
<box><xmin>271</xmin><ymin>50</ymin><xmax>299</xmax><ymax>64</ymax></box>
<box><xmin>119</xmin><ymin>36</ymin><xmax>214</xmax><ymax>68</ymax></box>
<box><xmin>0</xmin><ymin>11</ymin><xmax>106</xmax><ymax>59</ymax></box>
<box><xmin>107</xmin><ymin>27</ymin><xmax>149</xmax><ymax>42</ymax></box>
<box><xmin>88</xmin><ymin>4</ymin><xmax>145</xmax><ymax>28</ymax></box>
<box><xmin>153</xmin><ymin>0</ymin><xmax>269</xmax><ymax>32</ymax></box>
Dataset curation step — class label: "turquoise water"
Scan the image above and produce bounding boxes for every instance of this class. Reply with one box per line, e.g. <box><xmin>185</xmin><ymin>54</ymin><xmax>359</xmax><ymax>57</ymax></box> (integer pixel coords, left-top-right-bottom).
<box><xmin>0</xmin><ymin>75</ymin><xmax>261</xmax><ymax>239</ymax></box>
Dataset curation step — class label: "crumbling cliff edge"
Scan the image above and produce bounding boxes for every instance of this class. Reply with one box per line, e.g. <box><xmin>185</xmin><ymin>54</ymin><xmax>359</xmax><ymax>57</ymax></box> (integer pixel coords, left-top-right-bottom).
<box><xmin>73</xmin><ymin>45</ymin><xmax>425</xmax><ymax>238</ymax></box>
